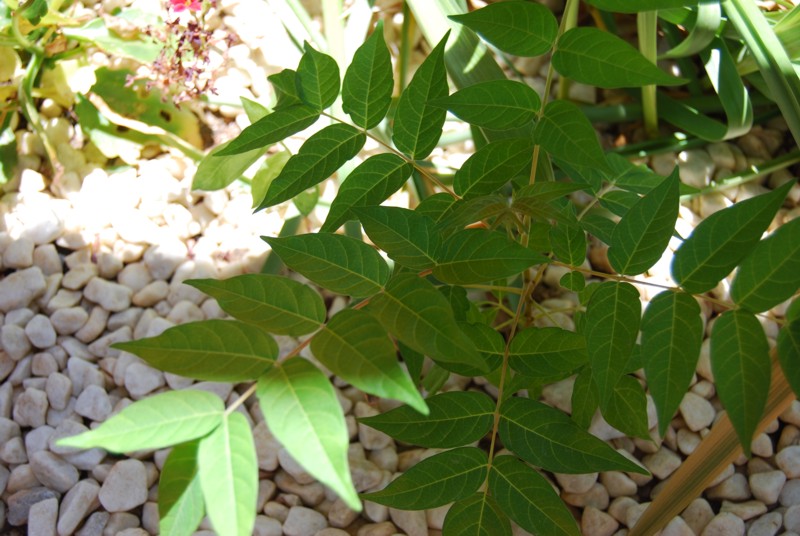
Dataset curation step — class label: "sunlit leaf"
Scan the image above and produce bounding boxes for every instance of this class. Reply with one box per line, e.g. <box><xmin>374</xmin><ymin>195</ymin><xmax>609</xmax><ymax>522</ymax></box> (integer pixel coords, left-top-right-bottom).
<box><xmin>443</xmin><ymin>492</ymin><xmax>511</xmax><ymax>536</ymax></box>
<box><xmin>159</xmin><ymin>440</ymin><xmax>204</xmax><ymax>536</ymax></box>
<box><xmin>193</xmin><ymin>141</ymin><xmax>262</xmax><ymax>191</ymax></box>
<box><xmin>355</xmin><ymin>206</ymin><xmax>441</xmax><ymax>270</ymax></box>
<box><xmin>430</xmin><ymin>80</ymin><xmax>540</xmax><ymax>130</ymax></box>
<box><xmin>342</xmin><ymin>20</ymin><xmax>393</xmax><ymax>129</ymax></box>
<box><xmin>217</xmin><ymin>105</ymin><xmax>319</xmax><ymax>156</ymax></box>
<box><xmin>268</xmin><ymin>69</ymin><xmax>302</xmax><ymax>108</ymax></box>
<box><xmin>454</xmin><ymin>138</ymin><xmax>533</xmax><ymax>199</ymax></box>
<box><xmin>296</xmin><ymin>42</ymin><xmax>340</xmax><ymax>110</ymax></box>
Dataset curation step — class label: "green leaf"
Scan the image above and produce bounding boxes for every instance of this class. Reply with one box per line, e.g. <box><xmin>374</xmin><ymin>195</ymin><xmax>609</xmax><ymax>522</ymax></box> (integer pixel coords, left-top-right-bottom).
<box><xmin>778</xmin><ymin>319</ymin><xmax>800</xmax><ymax>398</ymax></box>
<box><xmin>584</xmin><ymin>282</ymin><xmax>642</xmax><ymax>406</ymax></box>
<box><xmin>56</xmin><ymin>390</ymin><xmax>223</xmax><ymax>452</ymax></box>
<box><xmin>583</xmin><ymin>0</ymin><xmax>696</xmax><ymax>12</ymax></box>
<box><xmin>362</xmin><ymin>447</ymin><xmax>488</xmax><ymax>509</ymax></box>
<box><xmin>193</xmin><ymin>141</ymin><xmax>262</xmax><ymax>191</ymax></box>
<box><xmin>392</xmin><ymin>33</ymin><xmax>449</xmax><ymax>160</ymax></box>
<box><xmin>19</xmin><ymin>0</ymin><xmax>48</xmax><ymax>27</ymax></box>
<box><xmin>251</xmin><ymin>151</ymin><xmax>291</xmax><ymax>209</ymax></box>
<box><xmin>608</xmin><ymin>169</ymin><xmax>680</xmax><ymax>275</ymax></box>
<box><xmin>449</xmin><ymin>1</ymin><xmax>558</xmax><ymax>57</ymax></box>
<box><xmin>600</xmin><ymin>375</ymin><xmax>651</xmax><ymax>440</ymax></box>
<box><xmin>296</xmin><ymin>42</ymin><xmax>340</xmax><ymax>110</ymax></box>
<box><xmin>257</xmin><ymin>359</ymin><xmax>359</xmax><ymax>508</ymax></box>
<box><xmin>342</xmin><ymin>20</ymin><xmax>393</xmax><ymax>129</ymax></box>
<box><xmin>443</xmin><ymin>493</ymin><xmax>511</xmax><ymax>536</ymax></box>
<box><xmin>159</xmin><ymin>440</ymin><xmax>204</xmax><ymax>536</ymax></box>
<box><xmin>489</xmin><ymin>455</ymin><xmax>580</xmax><ymax>536</ymax></box>
<box><xmin>198</xmin><ymin>412</ymin><xmax>258</xmax><ymax>536</ymax></box>
<box><xmin>321</xmin><ymin>154</ymin><xmax>413</xmax><ymax>232</ymax></box>
<box><xmin>710</xmin><ymin>310</ymin><xmax>770</xmax><ymax>456</ymax></box>
<box><xmin>433</xmin><ymin>229</ymin><xmax>548</xmax><ymax>285</ymax></box>
<box><xmin>672</xmin><ymin>180</ymin><xmax>793</xmax><ymax>294</ymax></box>
<box><xmin>641</xmin><ymin>291</ymin><xmax>704</xmax><ymax>436</ymax></box>
<box><xmin>355</xmin><ymin>206</ymin><xmax>440</xmax><ymax>270</ymax></box>
<box><xmin>499</xmin><ymin>397</ymin><xmax>647</xmax><ymax>474</ymax></box>
<box><xmin>550</xmin><ymin>207</ymin><xmax>587</xmax><ymax>266</ymax></box>
<box><xmin>311</xmin><ymin>309</ymin><xmax>427</xmax><ymax>414</ymax></box>
<box><xmin>553</xmin><ymin>27</ymin><xmax>686</xmax><ymax>88</ymax></box>
<box><xmin>416</xmin><ymin>192</ymin><xmax>459</xmax><ymax>222</ymax></box>
<box><xmin>534</xmin><ymin>100</ymin><xmax>609</xmax><ymax>172</ymax></box>
<box><xmin>461</xmin><ymin>322</ymin><xmax>505</xmax><ymax>374</ymax></box>
<box><xmin>358</xmin><ymin>391</ymin><xmax>495</xmax><ymax>448</ymax></box>
<box><xmin>571</xmin><ymin>367</ymin><xmax>599</xmax><ymax>429</ymax></box>
<box><xmin>560</xmin><ymin>271</ymin><xmax>586</xmax><ymax>292</ymax></box>
<box><xmin>509</xmin><ymin>327</ymin><xmax>588</xmax><ymax>378</ymax></box>
<box><xmin>267</xmin><ymin>69</ymin><xmax>302</xmax><ymax>108</ymax></box>
<box><xmin>62</xmin><ymin>18</ymin><xmax>160</xmax><ymax>63</ymax></box>
<box><xmin>263</xmin><ymin>233</ymin><xmax>389</xmax><ymax>297</ymax></box>
<box><xmin>366</xmin><ymin>273</ymin><xmax>486</xmax><ymax>371</ymax></box>
<box><xmin>217</xmin><ymin>105</ymin><xmax>319</xmax><ymax>156</ymax></box>
<box><xmin>731</xmin><ymin>216</ymin><xmax>800</xmax><ymax>313</ymax></box>
<box><xmin>454</xmin><ymin>138</ymin><xmax>533</xmax><ymax>199</ymax></box>
<box><xmin>430</xmin><ymin>80</ymin><xmax>540</xmax><ymax>131</ymax></box>
<box><xmin>112</xmin><ymin>320</ymin><xmax>277</xmax><ymax>382</ymax></box>
<box><xmin>259</xmin><ymin>124</ymin><xmax>365</xmax><ymax>209</ymax></box>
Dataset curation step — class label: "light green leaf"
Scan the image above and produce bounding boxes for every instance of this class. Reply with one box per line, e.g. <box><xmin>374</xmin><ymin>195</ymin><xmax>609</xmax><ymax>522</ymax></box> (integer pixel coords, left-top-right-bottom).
<box><xmin>321</xmin><ymin>154</ymin><xmax>413</xmax><ymax>233</ymax></box>
<box><xmin>62</xmin><ymin>18</ymin><xmax>160</xmax><ymax>63</ymax></box>
<box><xmin>509</xmin><ymin>327</ymin><xmax>588</xmax><ymax>378</ymax></box>
<box><xmin>159</xmin><ymin>440</ymin><xmax>204</xmax><ymax>536</ymax></box>
<box><xmin>112</xmin><ymin>320</ymin><xmax>277</xmax><ymax>382</ymax></box>
<box><xmin>296</xmin><ymin>42</ymin><xmax>340</xmax><ymax>110</ymax></box>
<box><xmin>267</xmin><ymin>69</ymin><xmax>302</xmax><ymax>109</ymax></box>
<box><xmin>431</xmin><ymin>80</ymin><xmax>540</xmax><ymax>131</ymax></box>
<box><xmin>778</xmin><ymin>319</ymin><xmax>800</xmax><ymax>398</ymax></box>
<box><xmin>454</xmin><ymin>138</ymin><xmax>533</xmax><ymax>199</ymax></box>
<box><xmin>730</xmin><ymin>215</ymin><xmax>800</xmax><ymax>313</ymax></box>
<box><xmin>641</xmin><ymin>291</ymin><xmax>704</xmax><ymax>436</ymax></box>
<box><xmin>608</xmin><ymin>168</ymin><xmax>680</xmax><ymax>275</ymax></box>
<box><xmin>56</xmin><ymin>390</ymin><xmax>223</xmax><ymax>452</ymax></box>
<box><xmin>392</xmin><ymin>33</ymin><xmax>449</xmax><ymax>160</ymax></box>
<box><xmin>710</xmin><ymin>310</ymin><xmax>770</xmax><ymax>456</ymax></box>
<box><xmin>355</xmin><ymin>206</ymin><xmax>440</xmax><ymax>270</ymax></box>
<box><xmin>489</xmin><ymin>455</ymin><xmax>580</xmax><ymax>536</ymax></box>
<box><xmin>443</xmin><ymin>493</ymin><xmax>511</xmax><ymax>536</ymax></box>
<box><xmin>600</xmin><ymin>375</ymin><xmax>651</xmax><ymax>440</ymax></box>
<box><xmin>217</xmin><ymin>105</ymin><xmax>319</xmax><ymax>156</ymax></box>
<box><xmin>534</xmin><ymin>100</ymin><xmax>609</xmax><ymax>172</ymax></box>
<box><xmin>311</xmin><ymin>309</ymin><xmax>427</xmax><ymax>414</ymax></box>
<box><xmin>193</xmin><ymin>141</ymin><xmax>262</xmax><ymax>191</ymax></box>
<box><xmin>251</xmin><ymin>151</ymin><xmax>291</xmax><ymax>209</ymax></box>
<box><xmin>362</xmin><ymin>447</ymin><xmax>487</xmax><ymax>509</ymax></box>
<box><xmin>583</xmin><ymin>0</ymin><xmax>697</xmax><ymax>12</ymax></box>
<box><xmin>342</xmin><ymin>20</ymin><xmax>393</xmax><ymax>129</ymax></box>
<box><xmin>259</xmin><ymin>123</ymin><xmax>365</xmax><ymax>209</ymax></box>
<box><xmin>263</xmin><ymin>233</ymin><xmax>389</xmax><ymax>297</ymax></box>
<box><xmin>358</xmin><ymin>391</ymin><xmax>495</xmax><ymax>448</ymax></box>
<box><xmin>449</xmin><ymin>1</ymin><xmax>558</xmax><ymax>57</ymax></box>
<box><xmin>672</xmin><ymin>180</ymin><xmax>793</xmax><ymax>294</ymax></box>
<box><xmin>257</xmin><ymin>359</ymin><xmax>359</xmax><ymax>508</ymax></box>
<box><xmin>198</xmin><ymin>412</ymin><xmax>258</xmax><ymax>536</ymax></box>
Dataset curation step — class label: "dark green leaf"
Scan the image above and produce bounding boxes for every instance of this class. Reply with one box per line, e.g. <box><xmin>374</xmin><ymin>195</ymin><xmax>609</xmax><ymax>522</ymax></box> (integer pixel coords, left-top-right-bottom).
<box><xmin>416</xmin><ymin>192</ymin><xmax>458</xmax><ymax>222</ymax></box>
<box><xmin>217</xmin><ymin>105</ymin><xmax>319</xmax><ymax>156</ymax></box>
<box><xmin>600</xmin><ymin>375</ymin><xmax>651</xmax><ymax>440</ymax></box>
<box><xmin>443</xmin><ymin>493</ymin><xmax>511</xmax><ymax>536</ymax></box>
<box><xmin>342</xmin><ymin>20</ymin><xmax>393</xmax><ymax>129</ymax></box>
<box><xmin>159</xmin><ymin>440</ymin><xmax>204</xmax><ymax>536</ymax></box>
<box><xmin>268</xmin><ymin>69</ymin><xmax>302</xmax><ymax>108</ymax></box>
<box><xmin>19</xmin><ymin>0</ymin><xmax>48</xmax><ymax>26</ymax></box>
<box><xmin>454</xmin><ymin>138</ymin><xmax>533</xmax><ymax>199</ymax></box>
<box><xmin>514</xmin><ymin>182</ymin><xmax>589</xmax><ymax>204</ymax></box>
<box><xmin>509</xmin><ymin>327</ymin><xmax>588</xmax><ymax>378</ymax></box>
<box><xmin>461</xmin><ymin>322</ymin><xmax>504</xmax><ymax>374</ymax></box>
<box><xmin>778</xmin><ymin>319</ymin><xmax>800</xmax><ymax>398</ymax></box>
<box><xmin>534</xmin><ymin>100</ymin><xmax>609</xmax><ymax>172</ymax></box>
<box><xmin>550</xmin><ymin>207</ymin><xmax>587</xmax><ymax>266</ymax></box>
<box><xmin>296</xmin><ymin>42</ymin><xmax>340</xmax><ymax>110</ymax></box>
<box><xmin>430</xmin><ymin>80</ymin><xmax>540</xmax><ymax>130</ymax></box>
<box><xmin>560</xmin><ymin>271</ymin><xmax>586</xmax><ymax>291</ymax></box>
<box><xmin>571</xmin><ymin>367</ymin><xmax>599</xmax><ymax>429</ymax></box>
<box><xmin>355</xmin><ymin>206</ymin><xmax>440</xmax><ymax>270</ymax></box>
<box><xmin>436</xmin><ymin>195</ymin><xmax>514</xmax><ymax>239</ymax></box>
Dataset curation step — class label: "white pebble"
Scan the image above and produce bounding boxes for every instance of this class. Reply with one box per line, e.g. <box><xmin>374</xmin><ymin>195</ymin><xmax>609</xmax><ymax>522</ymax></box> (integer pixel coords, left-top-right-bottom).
<box><xmin>680</xmin><ymin>391</ymin><xmax>716</xmax><ymax>432</ymax></box>
<box><xmin>283</xmin><ymin>506</ymin><xmax>328</xmax><ymax>536</ymax></box>
<box><xmin>3</xmin><ymin>237</ymin><xmax>35</xmax><ymax>268</ymax></box>
<box><xmin>1</xmin><ymin>324</ymin><xmax>32</xmax><ymax>360</ymax></box>
<box><xmin>750</xmin><ymin>470</ymin><xmax>786</xmax><ymax>505</ymax></box>
<box><xmin>778</xmin><ymin>446</ymin><xmax>800</xmax><ymax>478</ymax></box>
<box><xmin>0</xmin><ymin>266</ymin><xmax>46</xmax><ymax>312</ymax></box>
<box><xmin>99</xmin><ymin>459</ymin><xmax>148</xmax><ymax>512</ymax></box>
<box><xmin>74</xmin><ymin>384</ymin><xmax>112</xmax><ymax>421</ymax></box>
<box><xmin>700</xmin><ymin>512</ymin><xmax>744</xmax><ymax>535</ymax></box>
<box><xmin>50</xmin><ymin>307</ymin><xmax>89</xmax><ymax>335</ymax></box>
<box><xmin>25</xmin><ymin>314</ymin><xmax>57</xmax><ymax>348</ymax></box>
<box><xmin>83</xmin><ymin>278</ymin><xmax>132</xmax><ymax>312</ymax></box>
<box><xmin>124</xmin><ymin>362</ymin><xmax>165</xmax><ymax>398</ymax></box>
<box><xmin>581</xmin><ymin>505</ymin><xmax>619</xmax><ymax>536</ymax></box>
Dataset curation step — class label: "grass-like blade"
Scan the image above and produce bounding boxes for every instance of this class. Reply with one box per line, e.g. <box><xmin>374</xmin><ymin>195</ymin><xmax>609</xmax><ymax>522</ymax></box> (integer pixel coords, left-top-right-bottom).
<box><xmin>159</xmin><ymin>440</ymin><xmax>204</xmax><ymax>536</ymax></box>
<box><xmin>362</xmin><ymin>447</ymin><xmax>487</xmax><ymax>509</ymax></box>
<box><xmin>342</xmin><ymin>20</ymin><xmax>393</xmax><ymax>129</ymax></box>
<box><xmin>443</xmin><ymin>493</ymin><xmax>511</xmax><ymax>536</ymax></box>
<box><xmin>534</xmin><ymin>100</ymin><xmax>609</xmax><ymax>172</ymax></box>
<box><xmin>263</xmin><ymin>233</ymin><xmax>389</xmax><ymax>297</ymax></box>
<box><xmin>259</xmin><ymin>123</ymin><xmax>365</xmax><ymax>209</ymax></box>
<box><xmin>354</xmin><ymin>205</ymin><xmax>441</xmax><ymax>270</ymax></box>
<box><xmin>509</xmin><ymin>327</ymin><xmax>588</xmax><ymax>378</ymax></box>
<box><xmin>430</xmin><ymin>80</ymin><xmax>540</xmax><ymax>130</ymax></box>
<box><xmin>584</xmin><ymin>0</ymin><xmax>696</xmax><ymax>11</ymax></box>
<box><xmin>217</xmin><ymin>105</ymin><xmax>319</xmax><ymax>156</ymax></box>
<box><xmin>600</xmin><ymin>375</ymin><xmax>650</xmax><ymax>440</ymax></box>
<box><xmin>711</xmin><ymin>310</ymin><xmax>771</xmax><ymax>456</ymax></box>
<box><xmin>454</xmin><ymin>138</ymin><xmax>533</xmax><ymax>199</ymax></box>
<box><xmin>296</xmin><ymin>42</ymin><xmax>340</xmax><ymax>110</ymax></box>
<box><xmin>778</xmin><ymin>319</ymin><xmax>800</xmax><ymax>398</ymax></box>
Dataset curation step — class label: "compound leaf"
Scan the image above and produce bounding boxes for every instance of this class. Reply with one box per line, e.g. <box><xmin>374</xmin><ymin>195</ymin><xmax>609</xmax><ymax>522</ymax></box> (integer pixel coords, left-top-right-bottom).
<box><xmin>342</xmin><ymin>20</ymin><xmax>393</xmax><ymax>129</ymax></box>
<box><xmin>431</xmin><ymin>80</ymin><xmax>540</xmax><ymax>130</ymax></box>
<box><xmin>355</xmin><ymin>205</ymin><xmax>441</xmax><ymax>270</ymax></box>
<box><xmin>509</xmin><ymin>327</ymin><xmax>588</xmax><ymax>378</ymax></box>
<box><xmin>159</xmin><ymin>440</ymin><xmax>204</xmax><ymax>536</ymax></box>
<box><xmin>217</xmin><ymin>105</ymin><xmax>319</xmax><ymax>155</ymax></box>
<box><xmin>443</xmin><ymin>493</ymin><xmax>511</xmax><ymax>536</ymax></box>
<box><xmin>296</xmin><ymin>42</ymin><xmax>340</xmax><ymax>110</ymax></box>
<box><xmin>534</xmin><ymin>100</ymin><xmax>609</xmax><ymax>172</ymax></box>
<box><xmin>454</xmin><ymin>138</ymin><xmax>533</xmax><ymax>199</ymax></box>
<box><xmin>778</xmin><ymin>319</ymin><xmax>800</xmax><ymax>398</ymax></box>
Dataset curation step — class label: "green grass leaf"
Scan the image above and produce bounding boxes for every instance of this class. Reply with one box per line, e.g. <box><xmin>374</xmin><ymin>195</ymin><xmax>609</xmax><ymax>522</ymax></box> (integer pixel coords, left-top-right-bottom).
<box><xmin>263</xmin><ymin>233</ymin><xmax>389</xmax><ymax>297</ymax></box>
<box><xmin>112</xmin><ymin>320</ymin><xmax>277</xmax><ymax>382</ymax></box>
<box><xmin>534</xmin><ymin>100</ymin><xmax>609</xmax><ymax>172</ymax></box>
<box><xmin>362</xmin><ymin>447</ymin><xmax>488</xmax><ymax>509</ymax></box>
<box><xmin>193</xmin><ymin>141</ymin><xmax>262</xmax><ymax>191</ymax></box>
<box><xmin>430</xmin><ymin>80</ymin><xmax>540</xmax><ymax>130</ymax></box>
<box><xmin>158</xmin><ymin>440</ymin><xmax>204</xmax><ymax>536</ymax></box>
<box><xmin>296</xmin><ymin>42</ymin><xmax>340</xmax><ymax>110</ymax></box>
<box><xmin>342</xmin><ymin>20</ymin><xmax>393</xmax><ymax>129</ymax></box>
<box><xmin>217</xmin><ymin>105</ymin><xmax>319</xmax><ymax>156</ymax></box>
<box><xmin>354</xmin><ymin>206</ymin><xmax>441</xmax><ymax>270</ymax></box>
<box><xmin>454</xmin><ymin>138</ymin><xmax>533</xmax><ymax>199</ymax></box>
<box><xmin>449</xmin><ymin>1</ymin><xmax>557</xmax><ymax>57</ymax></box>
<box><xmin>489</xmin><ymin>455</ymin><xmax>580</xmax><ymax>536</ymax></box>
<box><xmin>257</xmin><ymin>359</ymin><xmax>359</xmax><ymax>508</ymax></box>
<box><xmin>311</xmin><ymin>309</ymin><xmax>427</xmax><ymax>414</ymax></box>
<box><xmin>198</xmin><ymin>412</ymin><xmax>258</xmax><ymax>536</ymax></box>
<box><xmin>583</xmin><ymin>0</ymin><xmax>696</xmax><ymax>11</ymax></box>
<box><xmin>608</xmin><ymin>168</ymin><xmax>680</xmax><ymax>275</ymax></box>
<box><xmin>641</xmin><ymin>291</ymin><xmax>704</xmax><ymax>436</ymax></box>
<box><xmin>358</xmin><ymin>391</ymin><xmax>495</xmax><ymax>448</ymax></box>
<box><xmin>778</xmin><ymin>319</ymin><xmax>800</xmax><ymax>398</ymax></box>
<box><xmin>672</xmin><ymin>180</ymin><xmax>793</xmax><ymax>294</ymax></box>
<box><xmin>186</xmin><ymin>275</ymin><xmax>325</xmax><ymax>337</ymax></box>
<box><xmin>321</xmin><ymin>154</ymin><xmax>413</xmax><ymax>232</ymax></box>
<box><xmin>259</xmin><ymin>123</ymin><xmax>365</xmax><ymax>209</ymax></box>
<box><xmin>56</xmin><ymin>390</ymin><xmax>223</xmax><ymax>452</ymax></box>
<box><xmin>443</xmin><ymin>492</ymin><xmax>511</xmax><ymax>536</ymax></box>
<box><xmin>509</xmin><ymin>327</ymin><xmax>588</xmax><ymax>378</ymax></box>
<box><xmin>600</xmin><ymin>375</ymin><xmax>651</xmax><ymax>440</ymax></box>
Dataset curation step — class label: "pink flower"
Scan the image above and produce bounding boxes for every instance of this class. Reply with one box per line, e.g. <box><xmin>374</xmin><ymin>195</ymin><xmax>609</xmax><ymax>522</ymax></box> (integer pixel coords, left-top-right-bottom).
<box><xmin>170</xmin><ymin>0</ymin><xmax>201</xmax><ymax>12</ymax></box>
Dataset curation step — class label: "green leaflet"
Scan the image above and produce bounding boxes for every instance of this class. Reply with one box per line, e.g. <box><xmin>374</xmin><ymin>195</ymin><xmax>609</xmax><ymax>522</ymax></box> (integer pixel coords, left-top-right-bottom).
<box><xmin>584</xmin><ymin>282</ymin><xmax>642</xmax><ymax>406</ymax></box>
<box><xmin>608</xmin><ymin>168</ymin><xmax>680</xmax><ymax>275</ymax></box>
<box><xmin>392</xmin><ymin>32</ymin><xmax>449</xmax><ymax>160</ymax></box>
<box><xmin>417</xmin><ymin>192</ymin><xmax>459</xmax><ymax>222</ymax></box>
<box><xmin>430</xmin><ymin>80</ymin><xmax>540</xmax><ymax>131</ymax></box>
<box><xmin>550</xmin><ymin>206</ymin><xmax>587</xmax><ymax>266</ymax></box>
<box><xmin>710</xmin><ymin>310</ymin><xmax>770</xmax><ymax>456</ymax></box>
<box><xmin>600</xmin><ymin>190</ymin><xmax>640</xmax><ymax>218</ymax></box>
<box><xmin>443</xmin><ymin>493</ymin><xmax>511</xmax><ymax>536</ymax></box>
<box><xmin>560</xmin><ymin>271</ymin><xmax>586</xmax><ymax>292</ymax></box>
<box><xmin>321</xmin><ymin>154</ymin><xmax>413</xmax><ymax>233</ymax></box>
<box><xmin>263</xmin><ymin>233</ymin><xmax>389</xmax><ymax>297</ymax></box>
<box><xmin>217</xmin><ymin>105</ymin><xmax>319</xmax><ymax>156</ymax></box>
<box><xmin>56</xmin><ymin>390</ymin><xmax>223</xmax><ymax>452</ymax></box>
<box><xmin>571</xmin><ymin>367</ymin><xmax>599</xmax><ymax>430</ymax></box>
<box><xmin>583</xmin><ymin>0</ymin><xmax>697</xmax><ymax>11</ymax></box>
<box><xmin>553</xmin><ymin>27</ymin><xmax>686</xmax><ymax>88</ymax></box>
<box><xmin>449</xmin><ymin>1</ymin><xmax>558</xmax><ymax>57</ymax></box>
<box><xmin>258</xmin><ymin>123</ymin><xmax>365</xmax><ymax>209</ymax></box>
<box><xmin>267</xmin><ymin>69</ymin><xmax>302</xmax><ymax>108</ymax></box>
<box><xmin>433</xmin><ymin>229</ymin><xmax>549</xmax><ymax>285</ymax></box>
<box><xmin>509</xmin><ymin>327</ymin><xmax>588</xmax><ymax>378</ymax></box>
<box><xmin>731</xmin><ymin>216</ymin><xmax>800</xmax><ymax>313</ymax></box>
<box><xmin>366</xmin><ymin>273</ymin><xmax>486</xmax><ymax>372</ymax></box>
<box><xmin>358</xmin><ymin>391</ymin><xmax>495</xmax><ymax>448</ymax></box>
<box><xmin>534</xmin><ymin>100</ymin><xmax>609</xmax><ymax>172</ymax></box>
<box><xmin>296</xmin><ymin>42</ymin><xmax>340</xmax><ymax>110</ymax></box>
<box><xmin>186</xmin><ymin>275</ymin><xmax>325</xmax><ymax>337</ymax></box>
<box><xmin>454</xmin><ymin>138</ymin><xmax>534</xmax><ymax>199</ymax></box>
<box><xmin>498</xmin><ymin>397</ymin><xmax>648</xmax><ymax>474</ymax></box>
<box><xmin>600</xmin><ymin>375</ymin><xmax>651</xmax><ymax>440</ymax></box>
<box><xmin>250</xmin><ymin>151</ymin><xmax>291</xmax><ymax>209</ymax></box>
<box><xmin>436</xmin><ymin>195</ymin><xmax>515</xmax><ymax>239</ymax></box>
<box><xmin>198</xmin><ymin>412</ymin><xmax>258</xmax><ymax>536</ymax></box>
<box><xmin>460</xmin><ymin>322</ymin><xmax>505</xmax><ymax>374</ymax></box>
<box><xmin>778</xmin><ymin>319</ymin><xmax>800</xmax><ymax>398</ymax></box>
<box><xmin>641</xmin><ymin>291</ymin><xmax>704</xmax><ymax>436</ymax></box>
<box><xmin>341</xmin><ymin>20</ymin><xmax>393</xmax><ymax>129</ymax></box>
<box><xmin>311</xmin><ymin>309</ymin><xmax>427</xmax><ymax>414</ymax></box>
<box><xmin>112</xmin><ymin>320</ymin><xmax>277</xmax><ymax>382</ymax></box>
<box><xmin>159</xmin><ymin>440</ymin><xmax>204</xmax><ymax>536</ymax></box>
<box><xmin>257</xmin><ymin>359</ymin><xmax>360</xmax><ymax>508</ymax></box>
<box><xmin>489</xmin><ymin>456</ymin><xmax>580</xmax><ymax>536</ymax></box>
<box><xmin>362</xmin><ymin>447</ymin><xmax>488</xmax><ymax>510</ymax></box>
<box><xmin>193</xmin><ymin>141</ymin><xmax>262</xmax><ymax>191</ymax></box>
<box><xmin>672</xmin><ymin>180</ymin><xmax>793</xmax><ymax>294</ymax></box>
<box><xmin>354</xmin><ymin>206</ymin><xmax>441</xmax><ymax>270</ymax></box>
